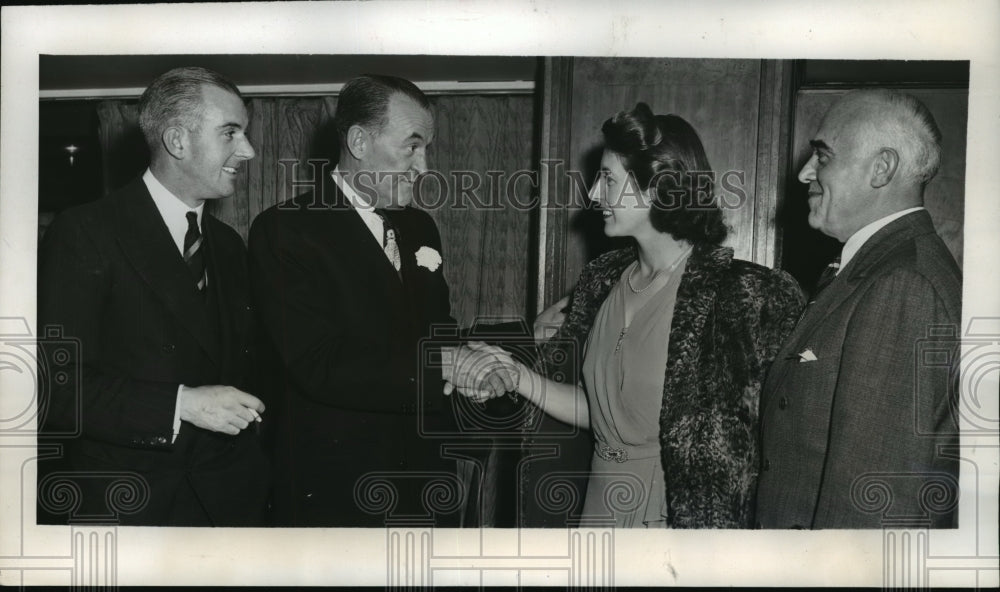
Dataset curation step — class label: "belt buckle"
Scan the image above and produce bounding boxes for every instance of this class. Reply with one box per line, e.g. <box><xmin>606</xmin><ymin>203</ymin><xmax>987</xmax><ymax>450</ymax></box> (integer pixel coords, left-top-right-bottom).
<box><xmin>597</xmin><ymin>445</ymin><xmax>628</xmax><ymax>463</ymax></box>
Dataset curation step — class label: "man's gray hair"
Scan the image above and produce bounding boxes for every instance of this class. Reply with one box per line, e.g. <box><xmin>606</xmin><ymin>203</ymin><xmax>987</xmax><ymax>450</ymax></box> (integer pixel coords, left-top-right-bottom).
<box><xmin>844</xmin><ymin>89</ymin><xmax>943</xmax><ymax>186</ymax></box>
<box><xmin>138</xmin><ymin>66</ymin><xmax>243</xmax><ymax>150</ymax></box>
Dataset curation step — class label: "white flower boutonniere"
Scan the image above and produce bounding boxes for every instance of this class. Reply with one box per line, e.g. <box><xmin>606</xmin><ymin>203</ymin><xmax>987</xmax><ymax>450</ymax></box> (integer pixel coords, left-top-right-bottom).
<box><xmin>415</xmin><ymin>246</ymin><xmax>442</xmax><ymax>272</ymax></box>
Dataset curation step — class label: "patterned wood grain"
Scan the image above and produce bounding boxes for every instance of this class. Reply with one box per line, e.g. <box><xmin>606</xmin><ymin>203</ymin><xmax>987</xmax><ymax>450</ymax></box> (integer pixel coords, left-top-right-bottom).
<box><xmin>274</xmin><ymin>98</ymin><xmax>333</xmax><ymax>208</ymax></box>
<box><xmin>95</xmin><ymin>101</ymin><xmax>146</xmax><ymax>195</ymax></box>
<box><xmin>424</xmin><ymin>95</ymin><xmax>535</xmax><ymax>327</ymax></box>
<box><xmin>560</xmin><ymin>58</ymin><xmax>765</xmax><ymax>295</ymax></box>
<box><xmin>537</xmin><ymin>57</ymin><xmax>576</xmax><ymax>313</ymax></box>
<box><xmin>752</xmin><ymin>60</ymin><xmax>795</xmax><ymax>269</ymax></box>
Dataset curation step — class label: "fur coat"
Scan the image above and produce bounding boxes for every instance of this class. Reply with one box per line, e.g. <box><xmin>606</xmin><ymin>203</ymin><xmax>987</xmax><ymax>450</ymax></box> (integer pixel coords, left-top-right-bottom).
<box><xmin>535</xmin><ymin>243</ymin><xmax>804</xmax><ymax>528</ymax></box>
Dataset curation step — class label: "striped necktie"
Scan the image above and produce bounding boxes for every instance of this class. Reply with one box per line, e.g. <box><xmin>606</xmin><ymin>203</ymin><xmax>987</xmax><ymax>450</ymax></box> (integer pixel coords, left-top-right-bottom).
<box><xmin>183</xmin><ymin>211</ymin><xmax>207</xmax><ymax>292</ymax></box>
<box><xmin>813</xmin><ymin>255</ymin><xmax>841</xmax><ymax>298</ymax></box>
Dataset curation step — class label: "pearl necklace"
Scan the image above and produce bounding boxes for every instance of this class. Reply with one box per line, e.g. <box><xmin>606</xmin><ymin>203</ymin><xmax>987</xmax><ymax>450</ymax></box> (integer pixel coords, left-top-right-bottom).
<box><xmin>626</xmin><ymin>247</ymin><xmax>692</xmax><ymax>294</ymax></box>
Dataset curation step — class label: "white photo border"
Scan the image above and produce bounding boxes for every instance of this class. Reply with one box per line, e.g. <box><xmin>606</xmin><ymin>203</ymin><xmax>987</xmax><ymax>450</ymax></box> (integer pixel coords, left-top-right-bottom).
<box><xmin>2</xmin><ymin>0</ymin><xmax>998</xmax><ymax>587</ymax></box>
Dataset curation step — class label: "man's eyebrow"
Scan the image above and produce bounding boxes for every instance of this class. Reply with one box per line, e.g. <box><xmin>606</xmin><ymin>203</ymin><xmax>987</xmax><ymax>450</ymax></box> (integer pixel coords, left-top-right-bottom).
<box><xmin>809</xmin><ymin>139</ymin><xmax>832</xmax><ymax>152</ymax></box>
<box><xmin>217</xmin><ymin>122</ymin><xmax>243</xmax><ymax>130</ymax></box>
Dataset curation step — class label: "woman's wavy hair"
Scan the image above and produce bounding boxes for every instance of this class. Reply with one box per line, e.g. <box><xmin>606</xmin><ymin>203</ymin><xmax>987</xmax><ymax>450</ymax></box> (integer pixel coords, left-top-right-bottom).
<box><xmin>600</xmin><ymin>102</ymin><xmax>728</xmax><ymax>245</ymax></box>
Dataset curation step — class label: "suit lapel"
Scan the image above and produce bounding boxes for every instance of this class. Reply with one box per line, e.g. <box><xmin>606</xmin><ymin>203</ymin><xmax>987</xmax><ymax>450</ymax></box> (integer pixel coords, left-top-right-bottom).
<box><xmin>113</xmin><ymin>179</ymin><xmax>220</xmax><ymax>365</ymax></box>
<box><xmin>324</xmin><ymin>181</ymin><xmax>405</xmax><ymax>290</ymax></box>
<box><xmin>202</xmin><ymin>217</ymin><xmax>235</xmax><ymax>375</ymax></box>
<box><xmin>382</xmin><ymin>208</ymin><xmax>430</xmax><ymax>328</ymax></box>
<box><xmin>764</xmin><ymin>211</ymin><xmax>932</xmax><ymax>396</ymax></box>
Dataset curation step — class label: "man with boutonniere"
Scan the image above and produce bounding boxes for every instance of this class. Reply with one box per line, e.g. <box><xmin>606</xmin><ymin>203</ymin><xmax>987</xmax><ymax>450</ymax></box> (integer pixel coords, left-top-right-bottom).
<box><xmin>756</xmin><ymin>90</ymin><xmax>961</xmax><ymax>529</ymax></box>
<box><xmin>249</xmin><ymin>75</ymin><xmax>510</xmax><ymax>527</ymax></box>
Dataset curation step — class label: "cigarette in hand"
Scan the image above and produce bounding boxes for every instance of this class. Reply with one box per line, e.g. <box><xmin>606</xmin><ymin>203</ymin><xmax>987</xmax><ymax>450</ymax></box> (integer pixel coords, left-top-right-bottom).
<box><xmin>249</xmin><ymin>409</ymin><xmax>262</xmax><ymax>423</ymax></box>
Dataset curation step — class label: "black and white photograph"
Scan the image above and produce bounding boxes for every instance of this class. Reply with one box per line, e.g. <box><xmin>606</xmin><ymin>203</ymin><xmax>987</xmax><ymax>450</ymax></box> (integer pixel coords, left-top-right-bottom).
<box><xmin>2</xmin><ymin>0</ymin><xmax>998</xmax><ymax>588</ymax></box>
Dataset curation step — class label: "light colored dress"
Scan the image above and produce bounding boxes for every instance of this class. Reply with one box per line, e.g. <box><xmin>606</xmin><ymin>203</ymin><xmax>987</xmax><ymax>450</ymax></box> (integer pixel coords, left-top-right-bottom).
<box><xmin>579</xmin><ymin>255</ymin><xmax>688</xmax><ymax>528</ymax></box>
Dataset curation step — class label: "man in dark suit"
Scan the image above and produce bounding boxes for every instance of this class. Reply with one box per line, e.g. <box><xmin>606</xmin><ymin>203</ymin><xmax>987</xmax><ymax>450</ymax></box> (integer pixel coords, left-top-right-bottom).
<box><xmin>756</xmin><ymin>89</ymin><xmax>961</xmax><ymax>528</ymax></box>
<box><xmin>249</xmin><ymin>75</ymin><xmax>507</xmax><ymax>527</ymax></box>
<box><xmin>38</xmin><ymin>67</ymin><xmax>269</xmax><ymax>526</ymax></box>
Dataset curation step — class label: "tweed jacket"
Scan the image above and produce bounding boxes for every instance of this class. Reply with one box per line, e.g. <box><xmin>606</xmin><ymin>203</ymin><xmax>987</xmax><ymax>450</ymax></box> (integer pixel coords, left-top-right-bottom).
<box><xmin>535</xmin><ymin>243</ymin><xmax>804</xmax><ymax>528</ymax></box>
<box><xmin>755</xmin><ymin>210</ymin><xmax>961</xmax><ymax>528</ymax></box>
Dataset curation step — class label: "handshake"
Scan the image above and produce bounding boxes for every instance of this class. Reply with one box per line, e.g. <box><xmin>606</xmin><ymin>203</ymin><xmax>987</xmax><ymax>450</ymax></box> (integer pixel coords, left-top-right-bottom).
<box><xmin>441</xmin><ymin>342</ymin><xmax>523</xmax><ymax>403</ymax></box>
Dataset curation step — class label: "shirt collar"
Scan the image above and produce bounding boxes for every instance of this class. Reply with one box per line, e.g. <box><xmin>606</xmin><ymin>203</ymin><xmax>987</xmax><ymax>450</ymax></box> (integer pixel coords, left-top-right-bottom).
<box><xmin>838</xmin><ymin>206</ymin><xmax>924</xmax><ymax>274</ymax></box>
<box><xmin>331</xmin><ymin>165</ymin><xmax>383</xmax><ymax>245</ymax></box>
<box><xmin>331</xmin><ymin>165</ymin><xmax>378</xmax><ymax>212</ymax></box>
<box><xmin>142</xmin><ymin>168</ymin><xmax>204</xmax><ymax>254</ymax></box>
<box><xmin>143</xmin><ymin>168</ymin><xmax>203</xmax><ymax>226</ymax></box>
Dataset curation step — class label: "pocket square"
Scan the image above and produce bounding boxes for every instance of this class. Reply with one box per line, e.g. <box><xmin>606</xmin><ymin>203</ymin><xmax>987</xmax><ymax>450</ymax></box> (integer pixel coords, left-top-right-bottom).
<box><xmin>797</xmin><ymin>348</ymin><xmax>818</xmax><ymax>363</ymax></box>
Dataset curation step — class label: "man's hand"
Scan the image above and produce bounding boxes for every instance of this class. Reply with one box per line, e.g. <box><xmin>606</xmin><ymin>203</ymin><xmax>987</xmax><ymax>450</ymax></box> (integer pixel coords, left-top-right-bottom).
<box><xmin>178</xmin><ymin>385</ymin><xmax>265</xmax><ymax>435</ymax></box>
<box><xmin>441</xmin><ymin>343</ymin><xmax>518</xmax><ymax>400</ymax></box>
<box><xmin>534</xmin><ymin>295</ymin><xmax>569</xmax><ymax>342</ymax></box>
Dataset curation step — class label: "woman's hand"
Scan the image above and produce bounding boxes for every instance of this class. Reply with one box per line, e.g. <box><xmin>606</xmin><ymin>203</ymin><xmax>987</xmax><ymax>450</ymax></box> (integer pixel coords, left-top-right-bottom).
<box><xmin>442</xmin><ymin>342</ymin><xmax>520</xmax><ymax>402</ymax></box>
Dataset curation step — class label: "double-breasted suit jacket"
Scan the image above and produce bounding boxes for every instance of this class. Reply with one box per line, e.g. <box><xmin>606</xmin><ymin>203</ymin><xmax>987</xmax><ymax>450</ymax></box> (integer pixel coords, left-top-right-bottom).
<box><xmin>38</xmin><ymin>177</ymin><xmax>269</xmax><ymax>526</ymax></box>
<box><xmin>248</xmin><ymin>181</ymin><xmax>459</xmax><ymax>526</ymax></box>
<box><xmin>756</xmin><ymin>210</ymin><xmax>961</xmax><ymax>528</ymax></box>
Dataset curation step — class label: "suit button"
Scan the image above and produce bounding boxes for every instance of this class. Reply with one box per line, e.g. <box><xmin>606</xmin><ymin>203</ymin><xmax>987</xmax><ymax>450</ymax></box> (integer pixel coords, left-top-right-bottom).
<box><xmin>155</xmin><ymin>436</ymin><xmax>167</xmax><ymax>445</ymax></box>
<box><xmin>162</xmin><ymin>343</ymin><xmax>175</xmax><ymax>353</ymax></box>
<box><xmin>245</xmin><ymin>304</ymin><xmax>253</xmax><ymax>312</ymax></box>
<box><xmin>242</xmin><ymin>347</ymin><xmax>251</xmax><ymax>355</ymax></box>
<box><xmin>763</xmin><ymin>459</ymin><xmax>771</xmax><ymax>471</ymax></box>
<box><xmin>778</xmin><ymin>397</ymin><xmax>788</xmax><ymax>410</ymax></box>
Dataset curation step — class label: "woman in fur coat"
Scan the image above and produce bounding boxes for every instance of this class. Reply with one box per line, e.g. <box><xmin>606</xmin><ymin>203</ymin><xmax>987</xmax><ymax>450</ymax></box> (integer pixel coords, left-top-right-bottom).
<box><xmin>470</xmin><ymin>103</ymin><xmax>804</xmax><ymax>528</ymax></box>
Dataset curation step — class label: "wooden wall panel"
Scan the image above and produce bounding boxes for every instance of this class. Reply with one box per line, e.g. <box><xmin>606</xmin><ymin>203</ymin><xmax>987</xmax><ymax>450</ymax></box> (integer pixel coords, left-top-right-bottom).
<box><xmin>558</xmin><ymin>58</ymin><xmax>765</xmax><ymax>297</ymax></box>
<box><xmin>752</xmin><ymin>61</ymin><xmax>795</xmax><ymax>268</ymax></box>
<box><xmin>246</xmin><ymin>98</ymin><xmax>278</xmax><ymax>229</ymax></box>
<box><xmin>424</xmin><ymin>95</ymin><xmax>535</xmax><ymax>327</ymax></box>
<box><xmin>786</xmin><ymin>88</ymin><xmax>967</xmax><ymax>287</ymax></box>
<box><xmin>95</xmin><ymin>101</ymin><xmax>145</xmax><ymax>195</ymax></box>
<box><xmin>273</xmin><ymin>98</ymin><xmax>335</xmax><ymax>210</ymax></box>
<box><xmin>537</xmin><ymin>57</ymin><xmax>575</xmax><ymax>313</ymax></box>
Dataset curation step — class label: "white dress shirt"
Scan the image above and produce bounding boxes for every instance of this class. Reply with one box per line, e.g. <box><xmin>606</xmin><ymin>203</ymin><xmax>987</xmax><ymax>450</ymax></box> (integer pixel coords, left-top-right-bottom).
<box><xmin>837</xmin><ymin>207</ymin><xmax>925</xmax><ymax>275</ymax></box>
<box><xmin>142</xmin><ymin>168</ymin><xmax>204</xmax><ymax>442</ymax></box>
<box><xmin>331</xmin><ymin>165</ymin><xmax>386</xmax><ymax>249</ymax></box>
<box><xmin>143</xmin><ymin>168</ymin><xmax>205</xmax><ymax>256</ymax></box>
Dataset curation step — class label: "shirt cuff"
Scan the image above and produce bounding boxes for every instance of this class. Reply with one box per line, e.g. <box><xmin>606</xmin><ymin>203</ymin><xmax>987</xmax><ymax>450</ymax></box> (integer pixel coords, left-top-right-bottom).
<box><xmin>172</xmin><ymin>384</ymin><xmax>184</xmax><ymax>444</ymax></box>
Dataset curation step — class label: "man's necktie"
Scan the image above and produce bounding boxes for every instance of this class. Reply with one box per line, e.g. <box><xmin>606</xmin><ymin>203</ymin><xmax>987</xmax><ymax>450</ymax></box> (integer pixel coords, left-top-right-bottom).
<box><xmin>376</xmin><ymin>210</ymin><xmax>402</xmax><ymax>273</ymax></box>
<box><xmin>813</xmin><ymin>255</ymin><xmax>841</xmax><ymax>298</ymax></box>
<box><xmin>183</xmin><ymin>212</ymin><xmax>207</xmax><ymax>292</ymax></box>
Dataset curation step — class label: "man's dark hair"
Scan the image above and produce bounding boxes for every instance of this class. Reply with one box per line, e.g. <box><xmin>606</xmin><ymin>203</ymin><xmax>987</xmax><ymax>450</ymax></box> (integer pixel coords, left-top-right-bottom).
<box><xmin>601</xmin><ymin>102</ymin><xmax>728</xmax><ymax>246</ymax></box>
<box><xmin>137</xmin><ymin>66</ymin><xmax>243</xmax><ymax>150</ymax></box>
<box><xmin>333</xmin><ymin>74</ymin><xmax>431</xmax><ymax>145</ymax></box>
